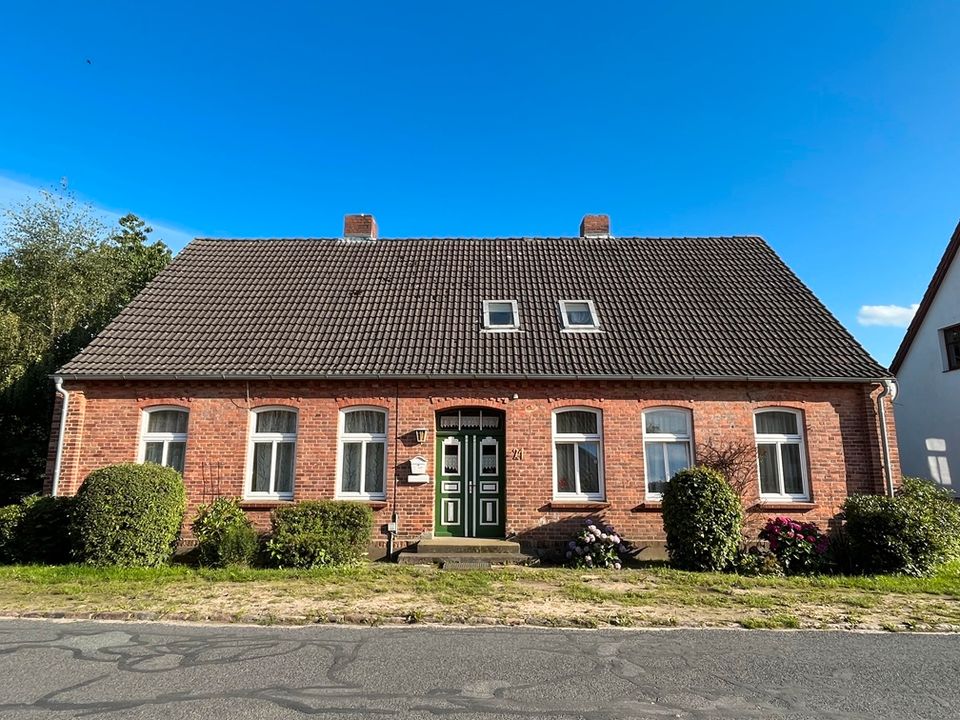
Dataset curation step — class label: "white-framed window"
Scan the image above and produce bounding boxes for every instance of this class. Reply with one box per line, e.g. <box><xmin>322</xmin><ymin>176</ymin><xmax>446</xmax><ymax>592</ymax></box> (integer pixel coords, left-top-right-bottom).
<box><xmin>247</xmin><ymin>407</ymin><xmax>297</xmax><ymax>499</ymax></box>
<box><xmin>337</xmin><ymin>407</ymin><xmax>388</xmax><ymax>499</ymax></box>
<box><xmin>943</xmin><ymin>324</ymin><xmax>960</xmax><ymax>372</ymax></box>
<box><xmin>139</xmin><ymin>407</ymin><xmax>189</xmax><ymax>474</ymax></box>
<box><xmin>552</xmin><ymin>408</ymin><xmax>604</xmax><ymax>500</ymax></box>
<box><xmin>642</xmin><ymin>408</ymin><xmax>693</xmax><ymax>499</ymax></box>
<box><xmin>559</xmin><ymin>299</ymin><xmax>600</xmax><ymax>330</ymax></box>
<box><xmin>482</xmin><ymin>300</ymin><xmax>520</xmax><ymax>330</ymax></box>
<box><xmin>754</xmin><ymin>409</ymin><xmax>810</xmax><ymax>500</ymax></box>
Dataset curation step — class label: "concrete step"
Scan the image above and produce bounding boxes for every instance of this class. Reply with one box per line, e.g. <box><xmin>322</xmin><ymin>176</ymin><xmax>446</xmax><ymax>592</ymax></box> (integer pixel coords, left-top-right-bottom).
<box><xmin>397</xmin><ymin>551</ymin><xmax>538</xmax><ymax>566</ymax></box>
<box><xmin>416</xmin><ymin>538</ymin><xmax>520</xmax><ymax>555</ymax></box>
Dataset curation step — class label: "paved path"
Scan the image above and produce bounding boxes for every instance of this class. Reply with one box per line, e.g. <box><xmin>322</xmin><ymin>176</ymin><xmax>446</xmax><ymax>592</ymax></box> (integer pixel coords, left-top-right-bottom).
<box><xmin>0</xmin><ymin>619</ymin><xmax>956</xmax><ymax>719</ymax></box>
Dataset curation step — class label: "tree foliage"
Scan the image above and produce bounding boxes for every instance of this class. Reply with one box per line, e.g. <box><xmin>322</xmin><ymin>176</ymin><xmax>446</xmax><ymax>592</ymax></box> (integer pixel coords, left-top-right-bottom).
<box><xmin>0</xmin><ymin>191</ymin><xmax>171</xmax><ymax>501</ymax></box>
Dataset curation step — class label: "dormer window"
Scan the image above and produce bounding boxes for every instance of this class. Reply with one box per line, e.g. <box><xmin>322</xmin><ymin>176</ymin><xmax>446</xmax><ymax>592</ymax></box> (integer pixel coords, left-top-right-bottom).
<box><xmin>483</xmin><ymin>300</ymin><xmax>519</xmax><ymax>331</ymax></box>
<box><xmin>559</xmin><ymin>300</ymin><xmax>599</xmax><ymax>330</ymax></box>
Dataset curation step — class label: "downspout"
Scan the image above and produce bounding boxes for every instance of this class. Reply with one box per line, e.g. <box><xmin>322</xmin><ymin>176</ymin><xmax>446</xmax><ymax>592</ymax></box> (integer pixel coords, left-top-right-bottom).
<box><xmin>51</xmin><ymin>376</ymin><xmax>69</xmax><ymax>497</ymax></box>
<box><xmin>876</xmin><ymin>379</ymin><xmax>898</xmax><ymax>497</ymax></box>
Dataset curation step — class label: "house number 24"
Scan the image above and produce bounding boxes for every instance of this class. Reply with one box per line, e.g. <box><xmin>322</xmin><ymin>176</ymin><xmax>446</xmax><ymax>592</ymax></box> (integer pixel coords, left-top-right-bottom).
<box><xmin>512</xmin><ymin>448</ymin><xmax>525</xmax><ymax>460</ymax></box>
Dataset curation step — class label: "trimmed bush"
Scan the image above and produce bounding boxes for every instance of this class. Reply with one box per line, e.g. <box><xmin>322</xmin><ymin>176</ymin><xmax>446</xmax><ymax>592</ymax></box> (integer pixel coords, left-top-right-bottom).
<box><xmin>0</xmin><ymin>504</ymin><xmax>25</xmax><ymax>563</ymax></box>
<box><xmin>72</xmin><ymin>463</ymin><xmax>186</xmax><ymax>567</ymax></box>
<box><xmin>265</xmin><ymin>501</ymin><xmax>374</xmax><ymax>568</ymax></box>
<box><xmin>842</xmin><ymin>477</ymin><xmax>960</xmax><ymax>576</ymax></box>
<box><xmin>17</xmin><ymin>495</ymin><xmax>75</xmax><ymax>564</ymax></box>
<box><xmin>661</xmin><ymin>466</ymin><xmax>744</xmax><ymax>571</ymax></box>
<box><xmin>192</xmin><ymin>498</ymin><xmax>259</xmax><ymax>567</ymax></box>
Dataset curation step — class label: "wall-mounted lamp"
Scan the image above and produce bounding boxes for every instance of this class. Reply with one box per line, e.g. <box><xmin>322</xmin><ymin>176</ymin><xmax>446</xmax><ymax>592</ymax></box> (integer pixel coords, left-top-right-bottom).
<box><xmin>413</xmin><ymin>427</ymin><xmax>427</xmax><ymax>444</ymax></box>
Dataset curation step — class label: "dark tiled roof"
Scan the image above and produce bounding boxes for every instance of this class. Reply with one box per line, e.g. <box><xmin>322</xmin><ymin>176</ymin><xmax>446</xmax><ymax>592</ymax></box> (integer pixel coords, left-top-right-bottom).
<box><xmin>59</xmin><ymin>236</ymin><xmax>890</xmax><ymax>381</ymax></box>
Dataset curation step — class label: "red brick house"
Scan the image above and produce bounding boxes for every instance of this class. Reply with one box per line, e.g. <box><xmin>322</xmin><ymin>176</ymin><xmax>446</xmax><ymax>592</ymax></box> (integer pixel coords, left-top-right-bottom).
<box><xmin>46</xmin><ymin>214</ymin><xmax>899</xmax><ymax>557</ymax></box>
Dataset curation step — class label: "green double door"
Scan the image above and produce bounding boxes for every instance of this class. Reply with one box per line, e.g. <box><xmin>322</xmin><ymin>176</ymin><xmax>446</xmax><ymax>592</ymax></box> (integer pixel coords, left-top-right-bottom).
<box><xmin>434</xmin><ymin>408</ymin><xmax>506</xmax><ymax>538</ymax></box>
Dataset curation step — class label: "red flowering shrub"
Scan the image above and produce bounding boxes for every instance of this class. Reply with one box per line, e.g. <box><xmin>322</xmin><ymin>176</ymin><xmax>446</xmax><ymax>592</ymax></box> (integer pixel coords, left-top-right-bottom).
<box><xmin>759</xmin><ymin>516</ymin><xmax>829</xmax><ymax>574</ymax></box>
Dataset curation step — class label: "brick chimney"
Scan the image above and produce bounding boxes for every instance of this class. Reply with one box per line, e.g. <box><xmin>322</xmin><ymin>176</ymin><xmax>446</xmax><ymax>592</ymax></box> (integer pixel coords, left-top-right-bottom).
<box><xmin>343</xmin><ymin>214</ymin><xmax>377</xmax><ymax>239</ymax></box>
<box><xmin>580</xmin><ymin>214</ymin><xmax>610</xmax><ymax>238</ymax></box>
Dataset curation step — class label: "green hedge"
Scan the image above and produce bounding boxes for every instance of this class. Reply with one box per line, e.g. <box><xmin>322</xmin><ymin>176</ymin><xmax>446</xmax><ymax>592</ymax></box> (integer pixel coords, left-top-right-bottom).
<box><xmin>842</xmin><ymin>476</ymin><xmax>960</xmax><ymax>576</ymax></box>
<box><xmin>0</xmin><ymin>495</ymin><xmax>74</xmax><ymax>565</ymax></box>
<box><xmin>191</xmin><ymin>498</ymin><xmax>259</xmax><ymax>567</ymax></box>
<box><xmin>661</xmin><ymin>466</ymin><xmax>744</xmax><ymax>571</ymax></box>
<box><xmin>265</xmin><ymin>501</ymin><xmax>374</xmax><ymax>568</ymax></box>
<box><xmin>72</xmin><ymin>463</ymin><xmax>186</xmax><ymax>567</ymax></box>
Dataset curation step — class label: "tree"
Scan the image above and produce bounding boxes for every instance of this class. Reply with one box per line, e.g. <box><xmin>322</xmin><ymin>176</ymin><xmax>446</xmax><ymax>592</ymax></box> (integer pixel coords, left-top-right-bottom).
<box><xmin>0</xmin><ymin>191</ymin><xmax>172</xmax><ymax>501</ymax></box>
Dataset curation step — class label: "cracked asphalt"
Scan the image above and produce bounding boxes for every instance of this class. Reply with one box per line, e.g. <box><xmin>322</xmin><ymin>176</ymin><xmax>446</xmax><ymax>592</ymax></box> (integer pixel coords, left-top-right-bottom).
<box><xmin>0</xmin><ymin>619</ymin><xmax>956</xmax><ymax>719</ymax></box>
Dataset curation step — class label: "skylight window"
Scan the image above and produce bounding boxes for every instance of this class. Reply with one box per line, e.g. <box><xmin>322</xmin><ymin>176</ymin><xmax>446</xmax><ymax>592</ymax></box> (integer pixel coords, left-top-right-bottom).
<box><xmin>482</xmin><ymin>300</ymin><xmax>519</xmax><ymax>330</ymax></box>
<box><xmin>559</xmin><ymin>300</ymin><xmax>600</xmax><ymax>330</ymax></box>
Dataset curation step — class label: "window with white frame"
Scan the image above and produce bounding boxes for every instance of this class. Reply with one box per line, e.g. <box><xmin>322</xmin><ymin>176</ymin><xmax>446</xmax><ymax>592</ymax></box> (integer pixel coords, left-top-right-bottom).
<box><xmin>943</xmin><ymin>324</ymin><xmax>960</xmax><ymax>371</ymax></box>
<box><xmin>338</xmin><ymin>408</ymin><xmax>388</xmax><ymax>499</ymax></box>
<box><xmin>559</xmin><ymin>299</ymin><xmax>600</xmax><ymax>330</ymax></box>
<box><xmin>642</xmin><ymin>408</ymin><xmax>693</xmax><ymax>498</ymax></box>
<box><xmin>482</xmin><ymin>300</ymin><xmax>519</xmax><ymax>330</ymax></box>
<box><xmin>140</xmin><ymin>408</ymin><xmax>188</xmax><ymax>474</ymax></box>
<box><xmin>754</xmin><ymin>409</ymin><xmax>809</xmax><ymax>500</ymax></box>
<box><xmin>552</xmin><ymin>408</ymin><xmax>604</xmax><ymax>499</ymax></box>
<box><xmin>248</xmin><ymin>408</ymin><xmax>297</xmax><ymax>499</ymax></box>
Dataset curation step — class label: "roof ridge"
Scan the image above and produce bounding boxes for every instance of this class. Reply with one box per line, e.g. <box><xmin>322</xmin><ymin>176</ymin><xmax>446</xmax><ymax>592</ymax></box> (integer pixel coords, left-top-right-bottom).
<box><xmin>190</xmin><ymin>235</ymin><xmax>769</xmax><ymax>243</ymax></box>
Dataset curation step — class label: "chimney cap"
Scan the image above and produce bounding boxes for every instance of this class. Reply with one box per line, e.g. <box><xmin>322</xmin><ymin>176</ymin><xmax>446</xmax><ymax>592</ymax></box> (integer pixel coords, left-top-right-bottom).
<box><xmin>580</xmin><ymin>214</ymin><xmax>611</xmax><ymax>238</ymax></box>
<box><xmin>343</xmin><ymin>213</ymin><xmax>378</xmax><ymax>240</ymax></box>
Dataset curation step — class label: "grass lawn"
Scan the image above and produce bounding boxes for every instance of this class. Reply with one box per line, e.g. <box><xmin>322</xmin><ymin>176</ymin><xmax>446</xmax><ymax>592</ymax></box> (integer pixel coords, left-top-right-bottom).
<box><xmin>1</xmin><ymin>561</ymin><xmax>959</xmax><ymax>631</ymax></box>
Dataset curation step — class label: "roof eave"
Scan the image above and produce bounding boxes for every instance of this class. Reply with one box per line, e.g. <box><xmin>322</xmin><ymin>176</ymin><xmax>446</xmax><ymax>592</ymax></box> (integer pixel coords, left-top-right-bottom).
<box><xmin>890</xmin><ymin>218</ymin><xmax>960</xmax><ymax>374</ymax></box>
<box><xmin>54</xmin><ymin>371</ymin><xmax>893</xmax><ymax>384</ymax></box>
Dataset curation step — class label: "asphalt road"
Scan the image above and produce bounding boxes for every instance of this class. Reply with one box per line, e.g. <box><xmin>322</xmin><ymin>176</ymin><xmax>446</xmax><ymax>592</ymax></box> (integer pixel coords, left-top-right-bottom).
<box><xmin>0</xmin><ymin>619</ymin><xmax>957</xmax><ymax>719</ymax></box>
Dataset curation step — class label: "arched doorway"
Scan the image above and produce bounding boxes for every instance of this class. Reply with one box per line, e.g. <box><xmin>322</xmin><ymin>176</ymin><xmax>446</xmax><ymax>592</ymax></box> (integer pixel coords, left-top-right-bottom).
<box><xmin>434</xmin><ymin>408</ymin><xmax>506</xmax><ymax>538</ymax></box>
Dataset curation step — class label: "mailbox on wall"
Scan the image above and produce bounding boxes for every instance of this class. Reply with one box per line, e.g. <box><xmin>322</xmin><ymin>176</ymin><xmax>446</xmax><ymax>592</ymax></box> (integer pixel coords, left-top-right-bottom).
<box><xmin>408</xmin><ymin>456</ymin><xmax>429</xmax><ymax>484</ymax></box>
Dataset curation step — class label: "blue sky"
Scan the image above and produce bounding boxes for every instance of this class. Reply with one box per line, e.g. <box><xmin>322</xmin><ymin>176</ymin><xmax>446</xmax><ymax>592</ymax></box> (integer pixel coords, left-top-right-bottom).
<box><xmin>2</xmin><ymin>2</ymin><xmax>958</xmax><ymax>365</ymax></box>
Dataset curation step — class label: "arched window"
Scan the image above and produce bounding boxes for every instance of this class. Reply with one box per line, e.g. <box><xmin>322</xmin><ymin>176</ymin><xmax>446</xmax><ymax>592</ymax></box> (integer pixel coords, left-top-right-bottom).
<box><xmin>248</xmin><ymin>408</ymin><xmax>297</xmax><ymax>499</ymax></box>
<box><xmin>337</xmin><ymin>407</ymin><xmax>388</xmax><ymax>499</ymax></box>
<box><xmin>140</xmin><ymin>407</ymin><xmax>189</xmax><ymax>474</ymax></box>
<box><xmin>642</xmin><ymin>408</ymin><xmax>693</xmax><ymax>499</ymax></box>
<box><xmin>552</xmin><ymin>408</ymin><xmax>604</xmax><ymax>500</ymax></box>
<box><xmin>754</xmin><ymin>409</ymin><xmax>809</xmax><ymax>500</ymax></box>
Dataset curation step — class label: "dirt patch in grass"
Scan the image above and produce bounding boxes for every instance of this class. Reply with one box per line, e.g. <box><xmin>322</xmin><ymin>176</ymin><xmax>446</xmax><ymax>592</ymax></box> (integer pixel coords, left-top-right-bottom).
<box><xmin>1</xmin><ymin>563</ymin><xmax>959</xmax><ymax>631</ymax></box>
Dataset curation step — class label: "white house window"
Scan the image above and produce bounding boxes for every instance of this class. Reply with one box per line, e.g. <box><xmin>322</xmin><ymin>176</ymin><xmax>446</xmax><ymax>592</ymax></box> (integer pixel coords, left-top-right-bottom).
<box><xmin>482</xmin><ymin>300</ymin><xmax>519</xmax><ymax>330</ymax></box>
<box><xmin>338</xmin><ymin>408</ymin><xmax>387</xmax><ymax>499</ymax></box>
<box><xmin>140</xmin><ymin>408</ymin><xmax>188</xmax><ymax>474</ymax></box>
<box><xmin>643</xmin><ymin>408</ymin><xmax>693</xmax><ymax>499</ymax></box>
<box><xmin>248</xmin><ymin>408</ymin><xmax>297</xmax><ymax>499</ymax></box>
<box><xmin>553</xmin><ymin>408</ymin><xmax>604</xmax><ymax>500</ymax></box>
<box><xmin>755</xmin><ymin>409</ymin><xmax>809</xmax><ymax>500</ymax></box>
<box><xmin>559</xmin><ymin>300</ymin><xmax>600</xmax><ymax>330</ymax></box>
<box><xmin>944</xmin><ymin>324</ymin><xmax>960</xmax><ymax>371</ymax></box>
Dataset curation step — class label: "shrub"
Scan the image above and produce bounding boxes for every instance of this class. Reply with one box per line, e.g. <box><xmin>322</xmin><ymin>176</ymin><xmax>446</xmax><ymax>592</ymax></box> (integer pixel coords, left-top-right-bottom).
<box><xmin>265</xmin><ymin>501</ymin><xmax>373</xmax><ymax>568</ymax></box>
<box><xmin>759</xmin><ymin>516</ymin><xmax>829</xmax><ymax>575</ymax></box>
<box><xmin>0</xmin><ymin>504</ymin><xmax>25</xmax><ymax>563</ymax></box>
<box><xmin>564</xmin><ymin>519</ymin><xmax>632</xmax><ymax>569</ymax></box>
<box><xmin>72</xmin><ymin>463</ymin><xmax>186</xmax><ymax>567</ymax></box>
<box><xmin>192</xmin><ymin>498</ymin><xmax>259</xmax><ymax>567</ymax></box>
<box><xmin>17</xmin><ymin>495</ymin><xmax>75</xmax><ymax>564</ymax></box>
<box><xmin>661</xmin><ymin>466</ymin><xmax>744</xmax><ymax>571</ymax></box>
<box><xmin>733</xmin><ymin>546</ymin><xmax>784</xmax><ymax>577</ymax></box>
<box><xmin>842</xmin><ymin>477</ymin><xmax>960</xmax><ymax>576</ymax></box>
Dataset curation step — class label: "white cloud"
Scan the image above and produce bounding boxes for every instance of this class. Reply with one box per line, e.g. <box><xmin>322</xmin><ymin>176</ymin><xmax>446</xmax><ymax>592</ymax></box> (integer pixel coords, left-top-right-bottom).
<box><xmin>0</xmin><ymin>174</ymin><xmax>200</xmax><ymax>252</ymax></box>
<box><xmin>857</xmin><ymin>303</ymin><xmax>920</xmax><ymax>327</ymax></box>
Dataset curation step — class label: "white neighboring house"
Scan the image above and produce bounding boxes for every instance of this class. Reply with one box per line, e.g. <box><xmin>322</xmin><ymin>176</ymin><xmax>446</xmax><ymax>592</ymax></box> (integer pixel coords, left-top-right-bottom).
<box><xmin>892</xmin><ymin>220</ymin><xmax>960</xmax><ymax>492</ymax></box>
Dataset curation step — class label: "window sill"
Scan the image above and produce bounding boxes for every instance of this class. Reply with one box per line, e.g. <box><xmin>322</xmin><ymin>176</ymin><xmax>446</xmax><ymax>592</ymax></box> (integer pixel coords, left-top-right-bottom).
<box><xmin>545</xmin><ymin>500</ymin><xmax>610</xmax><ymax>511</ymax></box>
<box><xmin>631</xmin><ymin>502</ymin><xmax>663</xmax><ymax>512</ymax></box>
<box><xmin>752</xmin><ymin>500</ymin><xmax>816</xmax><ymax>512</ymax></box>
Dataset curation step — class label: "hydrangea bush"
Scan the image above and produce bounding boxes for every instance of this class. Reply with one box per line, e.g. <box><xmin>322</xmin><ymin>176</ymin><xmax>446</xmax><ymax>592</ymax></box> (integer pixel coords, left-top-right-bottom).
<box><xmin>759</xmin><ymin>516</ymin><xmax>828</xmax><ymax>574</ymax></box>
<box><xmin>564</xmin><ymin>519</ymin><xmax>631</xmax><ymax>569</ymax></box>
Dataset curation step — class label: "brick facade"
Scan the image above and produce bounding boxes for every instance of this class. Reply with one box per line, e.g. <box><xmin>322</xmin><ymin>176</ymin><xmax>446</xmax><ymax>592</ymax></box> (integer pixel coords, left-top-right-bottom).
<box><xmin>45</xmin><ymin>378</ymin><xmax>899</xmax><ymax>557</ymax></box>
